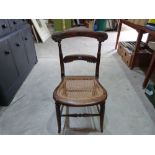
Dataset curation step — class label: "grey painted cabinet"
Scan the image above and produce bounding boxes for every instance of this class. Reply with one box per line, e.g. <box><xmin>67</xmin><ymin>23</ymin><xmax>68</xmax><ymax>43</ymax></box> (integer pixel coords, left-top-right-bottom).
<box><xmin>0</xmin><ymin>20</ymin><xmax>10</xmax><ymax>37</ymax></box>
<box><xmin>21</xmin><ymin>28</ymin><xmax>37</xmax><ymax>66</ymax></box>
<box><xmin>0</xmin><ymin>20</ymin><xmax>37</xmax><ymax>106</ymax></box>
<box><xmin>0</xmin><ymin>39</ymin><xmax>18</xmax><ymax>92</ymax></box>
<box><xmin>8</xmin><ymin>32</ymin><xmax>29</xmax><ymax>74</ymax></box>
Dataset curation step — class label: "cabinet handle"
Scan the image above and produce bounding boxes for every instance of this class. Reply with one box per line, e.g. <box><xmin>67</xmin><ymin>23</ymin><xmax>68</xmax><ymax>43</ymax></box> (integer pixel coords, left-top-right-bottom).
<box><xmin>24</xmin><ymin>37</ymin><xmax>28</xmax><ymax>41</ymax></box>
<box><xmin>4</xmin><ymin>51</ymin><xmax>10</xmax><ymax>55</ymax></box>
<box><xmin>16</xmin><ymin>43</ymin><xmax>20</xmax><ymax>47</ymax></box>
<box><xmin>13</xmin><ymin>21</ymin><xmax>17</xmax><ymax>24</ymax></box>
<box><xmin>1</xmin><ymin>24</ymin><xmax>7</xmax><ymax>29</ymax></box>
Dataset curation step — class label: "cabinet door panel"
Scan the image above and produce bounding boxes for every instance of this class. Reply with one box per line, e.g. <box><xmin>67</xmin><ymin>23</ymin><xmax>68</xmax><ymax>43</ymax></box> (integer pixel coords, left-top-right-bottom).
<box><xmin>8</xmin><ymin>19</ymin><xmax>19</xmax><ymax>31</ymax></box>
<box><xmin>0</xmin><ymin>19</ymin><xmax>10</xmax><ymax>37</ymax></box>
<box><xmin>22</xmin><ymin>28</ymin><xmax>37</xmax><ymax>65</ymax></box>
<box><xmin>18</xmin><ymin>19</ymin><xmax>27</xmax><ymax>26</ymax></box>
<box><xmin>8</xmin><ymin>20</ymin><xmax>27</xmax><ymax>32</ymax></box>
<box><xmin>8</xmin><ymin>32</ymin><xmax>29</xmax><ymax>75</ymax></box>
<box><xmin>0</xmin><ymin>39</ymin><xmax>18</xmax><ymax>91</ymax></box>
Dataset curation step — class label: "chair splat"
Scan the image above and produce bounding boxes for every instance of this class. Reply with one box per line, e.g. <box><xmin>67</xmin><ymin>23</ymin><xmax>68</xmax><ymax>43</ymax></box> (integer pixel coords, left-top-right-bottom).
<box><xmin>63</xmin><ymin>54</ymin><xmax>97</xmax><ymax>63</ymax></box>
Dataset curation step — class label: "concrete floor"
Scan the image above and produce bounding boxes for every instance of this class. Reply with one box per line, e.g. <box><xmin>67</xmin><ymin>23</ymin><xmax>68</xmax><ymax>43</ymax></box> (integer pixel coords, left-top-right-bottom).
<box><xmin>0</xmin><ymin>26</ymin><xmax>155</xmax><ymax>134</ymax></box>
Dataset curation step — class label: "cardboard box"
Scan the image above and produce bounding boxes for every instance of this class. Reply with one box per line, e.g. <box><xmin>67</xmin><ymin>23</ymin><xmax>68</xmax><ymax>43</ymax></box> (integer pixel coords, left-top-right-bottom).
<box><xmin>128</xmin><ymin>19</ymin><xmax>148</xmax><ymax>26</ymax></box>
<box><xmin>128</xmin><ymin>19</ymin><xmax>135</xmax><ymax>23</ymax></box>
<box><xmin>117</xmin><ymin>42</ymin><xmax>132</xmax><ymax>67</ymax></box>
<box><xmin>88</xmin><ymin>20</ymin><xmax>94</xmax><ymax>31</ymax></box>
<box><xmin>117</xmin><ymin>41</ymin><xmax>152</xmax><ymax>67</ymax></box>
<box><xmin>117</xmin><ymin>42</ymin><xmax>123</xmax><ymax>56</ymax></box>
<box><xmin>134</xmin><ymin>19</ymin><xmax>148</xmax><ymax>26</ymax></box>
<box><xmin>122</xmin><ymin>48</ymin><xmax>132</xmax><ymax>67</ymax></box>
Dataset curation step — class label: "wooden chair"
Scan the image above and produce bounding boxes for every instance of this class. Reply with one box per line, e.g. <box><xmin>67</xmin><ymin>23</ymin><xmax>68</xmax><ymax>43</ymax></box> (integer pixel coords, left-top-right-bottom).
<box><xmin>52</xmin><ymin>29</ymin><xmax>108</xmax><ymax>133</ymax></box>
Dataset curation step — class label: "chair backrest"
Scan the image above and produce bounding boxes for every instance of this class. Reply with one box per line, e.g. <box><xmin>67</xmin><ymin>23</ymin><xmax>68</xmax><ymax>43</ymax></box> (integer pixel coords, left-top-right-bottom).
<box><xmin>52</xmin><ymin>29</ymin><xmax>108</xmax><ymax>79</ymax></box>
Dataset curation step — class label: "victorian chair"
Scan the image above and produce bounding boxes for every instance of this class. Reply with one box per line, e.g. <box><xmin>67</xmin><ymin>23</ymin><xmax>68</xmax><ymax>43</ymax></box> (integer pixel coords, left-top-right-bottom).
<box><xmin>52</xmin><ymin>29</ymin><xmax>108</xmax><ymax>133</ymax></box>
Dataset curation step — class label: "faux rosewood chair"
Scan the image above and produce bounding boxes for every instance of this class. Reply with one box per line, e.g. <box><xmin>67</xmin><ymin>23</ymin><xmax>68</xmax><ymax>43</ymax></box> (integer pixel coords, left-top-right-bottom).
<box><xmin>52</xmin><ymin>29</ymin><xmax>108</xmax><ymax>133</ymax></box>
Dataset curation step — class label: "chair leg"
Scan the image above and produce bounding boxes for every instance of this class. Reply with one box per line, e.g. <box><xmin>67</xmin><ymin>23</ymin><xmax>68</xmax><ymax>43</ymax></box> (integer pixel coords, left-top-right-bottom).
<box><xmin>100</xmin><ymin>104</ymin><xmax>105</xmax><ymax>132</ymax></box>
<box><xmin>55</xmin><ymin>103</ymin><xmax>61</xmax><ymax>133</ymax></box>
<box><xmin>65</xmin><ymin>106</ymin><xmax>70</xmax><ymax>128</ymax></box>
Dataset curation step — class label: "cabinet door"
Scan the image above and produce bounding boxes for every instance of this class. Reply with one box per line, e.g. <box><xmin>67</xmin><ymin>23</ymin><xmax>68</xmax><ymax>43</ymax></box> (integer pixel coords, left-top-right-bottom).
<box><xmin>18</xmin><ymin>19</ymin><xmax>27</xmax><ymax>26</ymax></box>
<box><xmin>8</xmin><ymin>32</ymin><xmax>29</xmax><ymax>75</ymax></box>
<box><xmin>22</xmin><ymin>27</ymin><xmax>37</xmax><ymax>66</ymax></box>
<box><xmin>0</xmin><ymin>19</ymin><xmax>10</xmax><ymax>37</ymax></box>
<box><xmin>8</xmin><ymin>19</ymin><xmax>19</xmax><ymax>31</ymax></box>
<box><xmin>0</xmin><ymin>39</ymin><xmax>18</xmax><ymax>92</ymax></box>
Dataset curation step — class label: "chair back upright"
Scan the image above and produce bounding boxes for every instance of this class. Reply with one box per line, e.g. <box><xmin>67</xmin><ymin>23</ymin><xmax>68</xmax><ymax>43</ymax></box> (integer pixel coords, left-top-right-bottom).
<box><xmin>52</xmin><ymin>30</ymin><xmax>108</xmax><ymax>79</ymax></box>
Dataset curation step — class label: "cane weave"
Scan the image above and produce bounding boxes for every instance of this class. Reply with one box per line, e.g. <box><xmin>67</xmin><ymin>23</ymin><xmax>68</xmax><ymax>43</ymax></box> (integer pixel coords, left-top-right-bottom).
<box><xmin>53</xmin><ymin>76</ymin><xmax>107</xmax><ymax>106</ymax></box>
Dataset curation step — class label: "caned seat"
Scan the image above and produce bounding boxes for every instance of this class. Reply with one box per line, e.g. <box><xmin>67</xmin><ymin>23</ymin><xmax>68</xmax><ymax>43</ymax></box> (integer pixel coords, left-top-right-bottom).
<box><xmin>53</xmin><ymin>76</ymin><xmax>107</xmax><ymax>106</ymax></box>
<box><xmin>52</xmin><ymin>29</ymin><xmax>108</xmax><ymax>133</ymax></box>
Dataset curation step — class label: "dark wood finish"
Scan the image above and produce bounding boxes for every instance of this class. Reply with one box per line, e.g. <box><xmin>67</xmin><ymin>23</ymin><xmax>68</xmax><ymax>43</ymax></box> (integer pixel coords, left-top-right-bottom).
<box><xmin>52</xmin><ymin>29</ymin><xmax>108</xmax><ymax>42</ymax></box>
<box><xmin>115</xmin><ymin>19</ymin><xmax>146</xmax><ymax>50</ymax></box>
<box><xmin>100</xmin><ymin>104</ymin><xmax>105</xmax><ymax>132</ymax></box>
<box><xmin>52</xmin><ymin>30</ymin><xmax>108</xmax><ymax>80</ymax></box>
<box><xmin>142</xmin><ymin>26</ymin><xmax>155</xmax><ymax>36</ymax></box>
<box><xmin>96</xmin><ymin>42</ymin><xmax>102</xmax><ymax>78</ymax></box>
<box><xmin>61</xmin><ymin>113</ymin><xmax>100</xmax><ymax>117</ymax></box>
<box><xmin>63</xmin><ymin>54</ymin><xmax>97</xmax><ymax>63</ymax></box>
<box><xmin>120</xmin><ymin>19</ymin><xmax>144</xmax><ymax>30</ymax></box>
<box><xmin>58</xmin><ymin>41</ymin><xmax>65</xmax><ymax>79</ymax></box>
<box><xmin>96</xmin><ymin>105</ymin><xmax>100</xmax><ymax>112</ymax></box>
<box><xmin>60</xmin><ymin>105</ymin><xmax>64</xmax><ymax>114</ymax></box>
<box><xmin>130</xmin><ymin>30</ymin><xmax>144</xmax><ymax>69</ymax></box>
<box><xmin>115</xmin><ymin>20</ymin><xmax>122</xmax><ymax>49</ymax></box>
<box><xmin>115</xmin><ymin>19</ymin><xmax>155</xmax><ymax>88</ymax></box>
<box><xmin>55</xmin><ymin>103</ymin><xmax>61</xmax><ymax>133</ymax></box>
<box><xmin>141</xmin><ymin>27</ymin><xmax>155</xmax><ymax>87</ymax></box>
<box><xmin>52</xmin><ymin>30</ymin><xmax>108</xmax><ymax>133</ymax></box>
<box><xmin>143</xmin><ymin>51</ymin><xmax>155</xmax><ymax>88</ymax></box>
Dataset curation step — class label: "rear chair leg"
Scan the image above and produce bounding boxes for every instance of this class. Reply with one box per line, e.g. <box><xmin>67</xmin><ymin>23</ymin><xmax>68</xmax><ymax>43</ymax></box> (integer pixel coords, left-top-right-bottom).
<box><xmin>55</xmin><ymin>103</ymin><xmax>61</xmax><ymax>133</ymax></box>
<box><xmin>100</xmin><ymin>104</ymin><xmax>105</xmax><ymax>132</ymax></box>
<box><xmin>65</xmin><ymin>106</ymin><xmax>70</xmax><ymax>128</ymax></box>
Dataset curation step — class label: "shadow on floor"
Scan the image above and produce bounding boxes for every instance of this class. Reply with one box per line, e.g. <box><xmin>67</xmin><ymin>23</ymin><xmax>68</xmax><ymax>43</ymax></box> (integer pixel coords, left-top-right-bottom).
<box><xmin>113</xmin><ymin>52</ymin><xmax>155</xmax><ymax>124</ymax></box>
